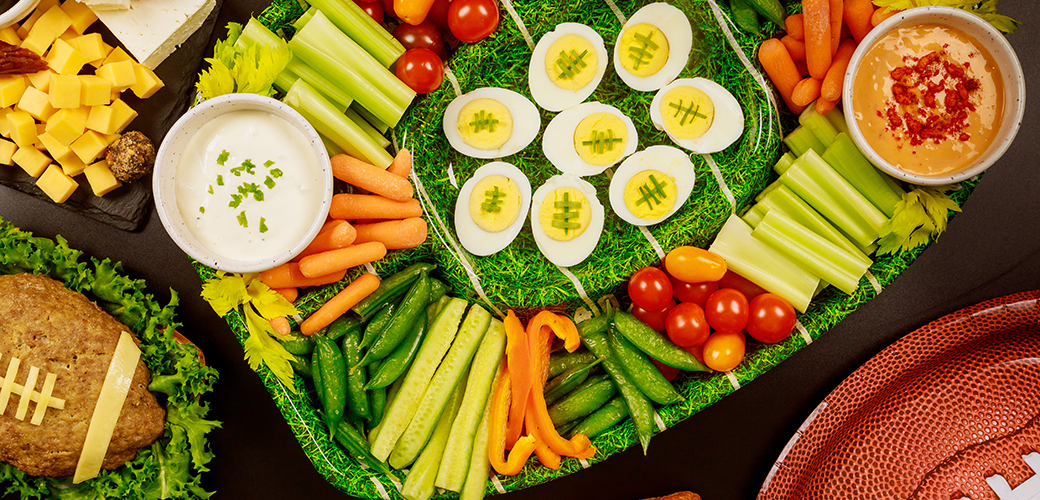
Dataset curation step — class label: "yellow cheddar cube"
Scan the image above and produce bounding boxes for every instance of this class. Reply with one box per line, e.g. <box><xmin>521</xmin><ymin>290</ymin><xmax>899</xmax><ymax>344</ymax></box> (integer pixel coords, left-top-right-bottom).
<box><xmin>58</xmin><ymin>27</ymin><xmax>78</xmax><ymax>42</ymax></box>
<box><xmin>70</xmin><ymin>129</ymin><xmax>106</xmax><ymax>163</ymax></box>
<box><xmin>85</xmin><ymin>104</ymin><xmax>114</xmax><ymax>134</ymax></box>
<box><xmin>49</xmin><ymin>73</ymin><xmax>81</xmax><ymax>108</ymax></box>
<box><xmin>130</xmin><ymin>63</ymin><xmax>163</xmax><ymax>99</ymax></box>
<box><xmin>26</xmin><ymin>71</ymin><xmax>51</xmax><ymax>91</ymax></box>
<box><xmin>7</xmin><ymin>110</ymin><xmax>37</xmax><ymax>147</ymax></box>
<box><xmin>95</xmin><ymin>60</ymin><xmax>136</xmax><ymax>91</ymax></box>
<box><xmin>0</xmin><ymin>27</ymin><xmax>20</xmax><ymax>46</ymax></box>
<box><xmin>35</xmin><ymin>124</ymin><xmax>46</xmax><ymax>149</ymax></box>
<box><xmin>14</xmin><ymin>146</ymin><xmax>51</xmax><ymax>177</ymax></box>
<box><xmin>22</xmin><ymin>5</ymin><xmax>73</xmax><ymax>56</ymax></box>
<box><xmin>45</xmin><ymin>107</ymin><xmax>85</xmax><ymax>145</ymax></box>
<box><xmin>39</xmin><ymin>131</ymin><xmax>70</xmax><ymax>159</ymax></box>
<box><xmin>0</xmin><ymin>107</ymin><xmax>12</xmax><ymax>137</ymax></box>
<box><xmin>60</xmin><ymin>0</ymin><xmax>98</xmax><ymax>34</ymax></box>
<box><xmin>46</xmin><ymin>38</ymin><xmax>89</xmax><ymax>75</ymax></box>
<box><xmin>78</xmin><ymin>75</ymin><xmax>111</xmax><ymax>106</ymax></box>
<box><xmin>68</xmin><ymin>33</ymin><xmax>111</xmax><ymax>65</ymax></box>
<box><xmin>0</xmin><ymin>75</ymin><xmax>27</xmax><ymax>108</ymax></box>
<box><xmin>17</xmin><ymin>0</ymin><xmax>61</xmax><ymax>38</ymax></box>
<box><xmin>109</xmin><ymin>99</ymin><xmax>136</xmax><ymax>133</ymax></box>
<box><xmin>101</xmin><ymin>46</ymin><xmax>132</xmax><ymax>66</ymax></box>
<box><xmin>17</xmin><ymin>87</ymin><xmax>56</xmax><ymax>121</ymax></box>
<box><xmin>83</xmin><ymin>160</ymin><xmax>120</xmax><ymax>196</ymax></box>
<box><xmin>36</xmin><ymin>165</ymin><xmax>78</xmax><ymax>202</ymax></box>
<box><xmin>0</xmin><ymin>138</ymin><xmax>15</xmax><ymax>164</ymax></box>
<box><xmin>56</xmin><ymin>149</ymin><xmax>86</xmax><ymax>176</ymax></box>
<box><xmin>19</xmin><ymin>36</ymin><xmax>50</xmax><ymax>57</ymax></box>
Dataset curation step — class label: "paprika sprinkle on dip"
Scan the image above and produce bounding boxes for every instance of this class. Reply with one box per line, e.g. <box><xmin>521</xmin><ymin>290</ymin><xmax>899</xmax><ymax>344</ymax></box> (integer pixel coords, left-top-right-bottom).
<box><xmin>851</xmin><ymin>24</ymin><xmax>1004</xmax><ymax>177</ymax></box>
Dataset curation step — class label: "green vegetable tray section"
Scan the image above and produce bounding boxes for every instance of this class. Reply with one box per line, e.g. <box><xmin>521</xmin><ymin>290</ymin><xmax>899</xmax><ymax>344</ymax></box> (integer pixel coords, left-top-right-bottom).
<box><xmin>195</xmin><ymin>0</ymin><xmax>978</xmax><ymax>498</ymax></box>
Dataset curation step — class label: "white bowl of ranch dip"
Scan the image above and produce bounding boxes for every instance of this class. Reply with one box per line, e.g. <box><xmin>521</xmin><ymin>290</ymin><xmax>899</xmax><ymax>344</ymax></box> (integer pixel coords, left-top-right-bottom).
<box><xmin>154</xmin><ymin>93</ymin><xmax>333</xmax><ymax>273</ymax></box>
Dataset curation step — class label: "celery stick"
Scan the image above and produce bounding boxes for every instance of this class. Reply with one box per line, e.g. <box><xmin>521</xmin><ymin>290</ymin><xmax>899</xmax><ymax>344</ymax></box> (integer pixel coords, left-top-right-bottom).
<box><xmin>823</xmin><ymin>133</ymin><xmax>903</xmax><ymax>218</ymax></box>
<box><xmin>320</xmin><ymin>133</ymin><xmax>345</xmax><ymax>157</ymax></box>
<box><xmin>774</xmin><ymin>151</ymin><xmax>795</xmax><ymax>175</ymax></box>
<box><xmin>799</xmin><ymin>106</ymin><xmax>839</xmax><ymax>146</ymax></box>
<box><xmin>293</xmin><ymin>6</ymin><xmax>316</xmax><ymax>31</ymax></box>
<box><xmin>825</xmin><ymin>106</ymin><xmax>850</xmax><ymax>135</ymax></box>
<box><xmin>753</xmin><ymin>210</ymin><xmax>871</xmax><ymax>295</ymax></box>
<box><xmin>435</xmin><ymin>319</ymin><xmax>505</xmax><ymax>492</ymax></box>
<box><xmin>390</xmin><ymin>305</ymin><xmax>491</xmax><ymax>469</ymax></box>
<box><xmin>709</xmin><ymin>215</ymin><xmax>820</xmax><ymax>312</ymax></box>
<box><xmin>742</xmin><ymin>203</ymin><xmax>766</xmax><ymax>228</ymax></box>
<box><xmin>755</xmin><ymin>179</ymin><xmax>784</xmax><ymax>203</ymax></box>
<box><xmin>346</xmin><ymin>107</ymin><xmax>390</xmax><ymax>149</ymax></box>
<box><xmin>459</xmin><ymin>392</ymin><xmax>494</xmax><ymax>500</ymax></box>
<box><xmin>781</xmin><ymin>154</ymin><xmax>876</xmax><ymax>249</ymax></box>
<box><xmin>799</xmin><ymin>150</ymin><xmax>887</xmax><ymax>237</ymax></box>
<box><xmin>307</xmin><ymin>0</ymin><xmax>406</xmax><ymax>67</ymax></box>
<box><xmin>401</xmin><ymin>378</ymin><xmax>466</xmax><ymax>500</ymax></box>
<box><xmin>783</xmin><ymin>126</ymin><xmax>826</xmax><ymax>158</ymax></box>
<box><xmin>758</xmin><ymin>187</ymin><xmax>869</xmax><ymax>263</ymax></box>
<box><xmin>881</xmin><ymin>170</ymin><xmax>904</xmax><ymax>195</ymax></box>
<box><xmin>287</xmin><ymin>56</ymin><xmax>355</xmax><ymax>112</ymax></box>
<box><xmin>235</xmin><ymin>17</ymin><xmax>290</xmax><ymax>56</ymax></box>
<box><xmin>273</xmin><ymin>66</ymin><xmax>298</xmax><ymax>95</ymax></box>
<box><xmin>283</xmin><ymin>79</ymin><xmax>393</xmax><ymax>168</ymax></box>
<box><xmin>351</xmin><ymin>102</ymin><xmax>390</xmax><ymax>134</ymax></box>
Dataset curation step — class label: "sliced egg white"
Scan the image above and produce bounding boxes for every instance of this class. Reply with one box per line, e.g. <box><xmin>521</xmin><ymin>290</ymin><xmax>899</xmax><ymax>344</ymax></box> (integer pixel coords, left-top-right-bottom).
<box><xmin>650</xmin><ymin>77</ymin><xmax>744</xmax><ymax>153</ymax></box>
<box><xmin>443</xmin><ymin>87</ymin><xmax>541</xmax><ymax>159</ymax></box>
<box><xmin>542</xmin><ymin>102</ymin><xmax>638</xmax><ymax>177</ymax></box>
<box><xmin>530</xmin><ymin>174</ymin><xmax>604</xmax><ymax>267</ymax></box>
<box><xmin>455</xmin><ymin>162</ymin><xmax>532</xmax><ymax>256</ymax></box>
<box><xmin>613</xmin><ymin>3</ymin><xmax>693</xmax><ymax>92</ymax></box>
<box><xmin>529</xmin><ymin>23</ymin><xmax>609</xmax><ymax>112</ymax></box>
<box><xmin>608</xmin><ymin>145</ymin><xmax>695</xmax><ymax>226</ymax></box>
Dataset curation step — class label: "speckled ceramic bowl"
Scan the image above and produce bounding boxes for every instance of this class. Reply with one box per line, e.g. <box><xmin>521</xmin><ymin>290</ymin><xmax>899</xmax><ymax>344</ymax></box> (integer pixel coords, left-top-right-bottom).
<box><xmin>0</xmin><ymin>0</ymin><xmax>42</xmax><ymax>29</ymax></box>
<box><xmin>153</xmin><ymin>93</ymin><xmax>332</xmax><ymax>273</ymax></box>
<box><xmin>843</xmin><ymin>6</ymin><xmax>1025</xmax><ymax>186</ymax></box>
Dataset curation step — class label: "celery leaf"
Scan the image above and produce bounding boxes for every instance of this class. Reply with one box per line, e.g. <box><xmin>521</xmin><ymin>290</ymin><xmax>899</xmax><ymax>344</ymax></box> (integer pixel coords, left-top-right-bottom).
<box><xmin>242</xmin><ymin>305</ymin><xmax>298</xmax><ymax>393</ymax></box>
<box><xmin>877</xmin><ymin>185</ymin><xmax>962</xmax><ymax>255</ymax></box>
<box><xmin>871</xmin><ymin>0</ymin><xmax>1020</xmax><ymax>32</ymax></box>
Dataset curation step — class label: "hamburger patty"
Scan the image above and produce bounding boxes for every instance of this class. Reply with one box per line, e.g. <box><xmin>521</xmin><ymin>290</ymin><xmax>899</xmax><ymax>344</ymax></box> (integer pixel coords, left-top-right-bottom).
<box><xmin>0</xmin><ymin>273</ymin><xmax>165</xmax><ymax>478</ymax></box>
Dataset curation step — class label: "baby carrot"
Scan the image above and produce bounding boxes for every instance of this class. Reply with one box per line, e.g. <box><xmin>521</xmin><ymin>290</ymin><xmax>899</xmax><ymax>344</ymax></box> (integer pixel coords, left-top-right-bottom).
<box><xmin>795</xmin><ymin>60</ymin><xmax>809</xmax><ymax>78</ymax></box>
<box><xmin>758</xmin><ymin>38</ymin><xmax>806</xmax><ymax>113</ymax></box>
<box><xmin>273</xmin><ymin>287</ymin><xmax>298</xmax><ymax>303</ymax></box>
<box><xmin>785</xmin><ymin>13</ymin><xmax>804</xmax><ymax>40</ymax></box>
<box><xmin>872</xmin><ymin>7</ymin><xmax>897</xmax><ymax>27</ymax></box>
<box><xmin>815</xmin><ymin>96</ymin><xmax>838</xmax><ymax>115</ymax></box>
<box><xmin>269</xmin><ymin>316</ymin><xmax>291</xmax><ymax>337</ymax></box>
<box><xmin>387</xmin><ymin>148</ymin><xmax>412</xmax><ymax>178</ymax></box>
<box><xmin>822</xmin><ymin>39</ymin><xmax>857</xmax><ymax>102</ymax></box>
<box><xmin>261</xmin><ymin>262</ymin><xmax>347</xmax><ymax>289</ymax></box>
<box><xmin>844</xmin><ymin>0</ymin><xmax>875</xmax><ymax>42</ymax></box>
<box><xmin>792</xmin><ymin>77</ymin><xmax>823</xmax><ymax>107</ymax></box>
<box><xmin>298</xmin><ymin>241</ymin><xmax>387</xmax><ymax>278</ymax></box>
<box><xmin>803</xmin><ymin>0</ymin><xmax>832</xmax><ymax>80</ymax></box>
<box><xmin>331</xmin><ymin>154</ymin><xmax>414</xmax><ymax>201</ymax></box>
<box><xmin>353</xmin><ymin>218</ymin><xmax>428</xmax><ymax>250</ymax></box>
<box><xmin>297</xmin><ymin>220</ymin><xmax>358</xmax><ymax>259</ymax></box>
<box><xmin>780</xmin><ymin>35</ymin><xmax>806</xmax><ymax>62</ymax></box>
<box><xmin>828</xmin><ymin>0</ymin><xmax>843</xmax><ymax>55</ymax></box>
<box><xmin>301</xmin><ymin>273</ymin><xmax>381</xmax><ymax>335</ymax></box>
<box><xmin>330</xmin><ymin>194</ymin><xmax>424</xmax><ymax>220</ymax></box>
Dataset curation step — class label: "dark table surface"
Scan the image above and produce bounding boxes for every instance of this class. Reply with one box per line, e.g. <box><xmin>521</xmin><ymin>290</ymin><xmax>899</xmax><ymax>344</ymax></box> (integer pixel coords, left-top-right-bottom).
<box><xmin>3</xmin><ymin>1</ymin><xmax>1039</xmax><ymax>499</ymax></box>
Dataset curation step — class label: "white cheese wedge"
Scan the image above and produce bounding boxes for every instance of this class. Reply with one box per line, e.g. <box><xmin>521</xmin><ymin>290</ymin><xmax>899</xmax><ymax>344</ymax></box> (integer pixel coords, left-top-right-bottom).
<box><xmin>31</xmin><ymin>373</ymin><xmax>59</xmax><ymax>425</ymax></box>
<box><xmin>82</xmin><ymin>0</ymin><xmax>130</xmax><ymax>11</ymax></box>
<box><xmin>73</xmin><ymin>330</ymin><xmax>141</xmax><ymax>484</ymax></box>
<box><xmin>92</xmin><ymin>0</ymin><xmax>216</xmax><ymax>69</ymax></box>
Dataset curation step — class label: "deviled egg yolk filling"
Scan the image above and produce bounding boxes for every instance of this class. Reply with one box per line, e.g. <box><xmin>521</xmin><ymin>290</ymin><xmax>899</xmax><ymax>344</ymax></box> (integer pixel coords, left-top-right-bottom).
<box><xmin>539</xmin><ymin>186</ymin><xmax>591</xmax><ymax>241</ymax></box>
<box><xmin>573</xmin><ymin>112</ymin><xmax>628</xmax><ymax>166</ymax></box>
<box><xmin>545</xmin><ymin>34</ymin><xmax>599</xmax><ymax>91</ymax></box>
<box><xmin>457</xmin><ymin>98</ymin><xmax>514</xmax><ymax>150</ymax></box>
<box><xmin>623</xmin><ymin>170</ymin><xmax>677</xmax><ymax>220</ymax></box>
<box><xmin>618</xmin><ymin>23</ymin><xmax>670</xmax><ymax>77</ymax></box>
<box><xmin>660</xmin><ymin>86</ymin><xmax>715</xmax><ymax>139</ymax></box>
<box><xmin>469</xmin><ymin>174</ymin><xmax>522</xmax><ymax>233</ymax></box>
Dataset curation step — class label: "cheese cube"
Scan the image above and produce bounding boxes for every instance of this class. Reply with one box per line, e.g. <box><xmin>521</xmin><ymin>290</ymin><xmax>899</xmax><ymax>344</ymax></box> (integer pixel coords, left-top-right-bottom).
<box><xmin>36</xmin><ymin>165</ymin><xmax>78</xmax><ymax>202</ymax></box>
<box><xmin>108</xmin><ymin>99</ymin><xmax>135</xmax><ymax>133</ymax></box>
<box><xmin>130</xmin><ymin>63</ymin><xmax>163</xmax><ymax>99</ymax></box>
<box><xmin>22</xmin><ymin>6</ymin><xmax>74</xmax><ymax>55</ymax></box>
<box><xmin>78</xmin><ymin>75</ymin><xmax>111</xmax><ymax>106</ymax></box>
<box><xmin>61</xmin><ymin>0</ymin><xmax>99</xmax><ymax>34</ymax></box>
<box><xmin>19</xmin><ymin>36</ymin><xmax>50</xmax><ymax>57</ymax></box>
<box><xmin>27</xmin><ymin>71</ymin><xmax>51</xmax><ymax>91</ymax></box>
<box><xmin>45</xmin><ymin>108</ymin><xmax>85</xmax><ymax>145</ymax></box>
<box><xmin>83</xmin><ymin>159</ymin><xmax>121</xmax><ymax>196</ymax></box>
<box><xmin>46</xmin><ymin>38</ymin><xmax>89</xmax><ymax>75</ymax></box>
<box><xmin>0</xmin><ymin>138</ymin><xmax>16</xmax><ymax>164</ymax></box>
<box><xmin>7</xmin><ymin>111</ymin><xmax>37</xmax><ymax>147</ymax></box>
<box><xmin>67</xmin><ymin>33</ymin><xmax>111</xmax><ymax>65</ymax></box>
<box><xmin>49</xmin><ymin>74</ymin><xmax>81</xmax><ymax>108</ymax></box>
<box><xmin>0</xmin><ymin>107</ymin><xmax>12</xmax><ymax>137</ymax></box>
<box><xmin>34</xmin><ymin>124</ymin><xmax>47</xmax><ymax>150</ymax></box>
<box><xmin>17</xmin><ymin>0</ymin><xmax>61</xmax><ymax>38</ymax></box>
<box><xmin>17</xmin><ymin>87</ymin><xmax>55</xmax><ymax>121</ymax></box>
<box><xmin>14</xmin><ymin>146</ymin><xmax>51</xmax><ymax>177</ymax></box>
<box><xmin>56</xmin><ymin>149</ymin><xmax>87</xmax><ymax>176</ymax></box>
<box><xmin>58</xmin><ymin>27</ymin><xmax>79</xmax><ymax>42</ymax></box>
<box><xmin>0</xmin><ymin>27</ymin><xmax>21</xmax><ymax>46</ymax></box>
<box><xmin>0</xmin><ymin>76</ymin><xmax>27</xmax><ymax>108</ymax></box>
<box><xmin>85</xmin><ymin>104</ymin><xmax>113</xmax><ymax>134</ymax></box>
<box><xmin>39</xmin><ymin>132</ymin><xmax>71</xmax><ymax>159</ymax></box>
<box><xmin>95</xmin><ymin>60</ymin><xmax>135</xmax><ymax>91</ymax></box>
<box><xmin>101</xmin><ymin>46</ymin><xmax>131</xmax><ymax>65</ymax></box>
<box><xmin>70</xmin><ymin>130</ymin><xmax>106</xmax><ymax>163</ymax></box>
<box><xmin>92</xmin><ymin>0</ymin><xmax>216</xmax><ymax>69</ymax></box>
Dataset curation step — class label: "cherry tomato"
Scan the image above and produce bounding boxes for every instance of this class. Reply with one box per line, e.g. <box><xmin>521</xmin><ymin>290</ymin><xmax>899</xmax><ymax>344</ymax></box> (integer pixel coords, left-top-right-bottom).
<box><xmin>355</xmin><ymin>0</ymin><xmax>384</xmax><ymax>23</ymax></box>
<box><xmin>664</xmin><ymin>246</ymin><xmax>727</xmax><ymax>284</ymax></box>
<box><xmin>747</xmin><ymin>293</ymin><xmax>797</xmax><ymax>343</ymax></box>
<box><xmin>702</xmin><ymin>331</ymin><xmax>746</xmax><ymax>371</ymax></box>
<box><xmin>684</xmin><ymin>343</ymin><xmax>705</xmax><ymax>364</ymax></box>
<box><xmin>395</xmin><ymin>48</ymin><xmax>444</xmax><ymax>94</ymax></box>
<box><xmin>665</xmin><ymin>302</ymin><xmax>710</xmax><ymax>347</ymax></box>
<box><xmin>393</xmin><ymin>20</ymin><xmax>445</xmax><ymax>56</ymax></box>
<box><xmin>426</xmin><ymin>0</ymin><xmax>453</xmax><ymax>33</ymax></box>
<box><xmin>651</xmin><ymin>359</ymin><xmax>680</xmax><ymax>382</ymax></box>
<box><xmin>718</xmin><ymin>270</ymin><xmax>768</xmax><ymax>301</ymax></box>
<box><xmin>380</xmin><ymin>0</ymin><xmax>396</xmax><ymax>18</ymax></box>
<box><xmin>631</xmin><ymin>299</ymin><xmax>674</xmax><ymax>332</ymax></box>
<box><xmin>670</xmin><ymin>275</ymin><xmax>718</xmax><ymax>306</ymax></box>
<box><xmin>705</xmin><ymin>288</ymin><xmax>749</xmax><ymax>333</ymax></box>
<box><xmin>628</xmin><ymin>267</ymin><xmax>673</xmax><ymax>312</ymax></box>
<box><xmin>447</xmin><ymin>0</ymin><xmax>499</xmax><ymax>43</ymax></box>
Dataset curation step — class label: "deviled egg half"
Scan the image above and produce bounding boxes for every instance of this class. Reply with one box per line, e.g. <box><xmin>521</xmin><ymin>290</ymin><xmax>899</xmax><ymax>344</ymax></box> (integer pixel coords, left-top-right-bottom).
<box><xmin>613</xmin><ymin>2</ymin><xmax>693</xmax><ymax>92</ymax></box>
<box><xmin>543</xmin><ymin>102</ymin><xmax>638</xmax><ymax>176</ymax></box>
<box><xmin>454</xmin><ymin>162</ymin><xmax>532</xmax><ymax>256</ymax></box>
<box><xmin>608</xmin><ymin>145</ymin><xmax>695</xmax><ymax>226</ymax></box>
<box><xmin>443</xmin><ymin>87</ymin><xmax>541</xmax><ymax>159</ymax></box>
<box><xmin>529</xmin><ymin>23</ymin><xmax>609</xmax><ymax>112</ymax></box>
<box><xmin>530</xmin><ymin>174</ymin><xmax>604</xmax><ymax>267</ymax></box>
<box><xmin>650</xmin><ymin>78</ymin><xmax>744</xmax><ymax>153</ymax></box>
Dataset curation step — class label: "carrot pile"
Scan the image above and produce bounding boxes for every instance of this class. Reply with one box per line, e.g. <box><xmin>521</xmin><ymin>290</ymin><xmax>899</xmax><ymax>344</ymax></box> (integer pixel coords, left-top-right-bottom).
<box><xmin>260</xmin><ymin>148</ymin><xmax>429</xmax><ymax>335</ymax></box>
<box><xmin>758</xmin><ymin>0</ymin><xmax>897</xmax><ymax>115</ymax></box>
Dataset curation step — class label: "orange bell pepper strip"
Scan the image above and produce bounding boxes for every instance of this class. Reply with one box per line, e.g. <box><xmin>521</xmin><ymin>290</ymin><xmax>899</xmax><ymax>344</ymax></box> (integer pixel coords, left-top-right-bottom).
<box><xmin>503</xmin><ymin>310</ymin><xmax>531</xmax><ymax>449</ymax></box>
<box><xmin>488</xmin><ymin>365</ymin><xmax>536</xmax><ymax>476</ymax></box>
<box><xmin>527</xmin><ymin>310</ymin><xmax>581</xmax><ymax>354</ymax></box>
<box><xmin>529</xmin><ymin>421</ymin><xmax>562</xmax><ymax>470</ymax></box>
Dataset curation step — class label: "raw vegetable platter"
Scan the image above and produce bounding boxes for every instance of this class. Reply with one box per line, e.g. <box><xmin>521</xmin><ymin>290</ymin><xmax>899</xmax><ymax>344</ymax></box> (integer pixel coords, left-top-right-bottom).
<box><xmin>195</xmin><ymin>0</ymin><xmax>977</xmax><ymax>498</ymax></box>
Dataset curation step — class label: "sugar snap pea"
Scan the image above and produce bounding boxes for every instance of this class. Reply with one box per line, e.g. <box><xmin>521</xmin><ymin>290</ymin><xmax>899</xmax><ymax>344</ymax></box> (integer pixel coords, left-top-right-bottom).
<box><xmin>729</xmin><ymin>0</ymin><xmax>761</xmax><ymax>34</ymax></box>
<box><xmin>368</xmin><ymin>364</ymin><xmax>386</xmax><ymax>425</ymax></box>
<box><xmin>366</xmin><ymin>309</ymin><xmax>428</xmax><ymax>389</ymax></box>
<box><xmin>428</xmin><ymin>278</ymin><xmax>448</xmax><ymax>303</ymax></box>
<box><xmin>548</xmin><ymin>349</ymin><xmax>599</xmax><ymax>379</ymax></box>
<box><xmin>352</xmin><ymin>262</ymin><xmax>437</xmax><ymax>320</ymax></box>
<box><xmin>614</xmin><ymin>311</ymin><xmax>709</xmax><ymax>372</ymax></box>
<box><xmin>745</xmin><ymin>0</ymin><xmax>786</xmax><ymax>27</ymax></box>
<box><xmin>608</xmin><ymin>329</ymin><xmax>683</xmax><ymax>405</ymax></box>
<box><xmin>340</xmin><ymin>320</ymin><xmax>370</xmax><ymax>421</ymax></box>
<box><xmin>279</xmin><ymin>329</ymin><xmax>315</xmax><ymax>355</ymax></box>
<box><xmin>568</xmin><ymin>396</ymin><xmax>628</xmax><ymax>439</ymax></box>
<box><xmin>289</xmin><ymin>352</ymin><xmax>313</xmax><ymax>379</ymax></box>
<box><xmin>315</xmin><ymin>334</ymin><xmax>347</xmax><ymax>432</ymax></box>
<box><xmin>359</xmin><ymin>271</ymin><xmax>431</xmax><ymax>368</ymax></box>
<box><xmin>544</xmin><ymin>355</ymin><xmax>604</xmax><ymax>406</ymax></box>
<box><xmin>333</xmin><ymin>420</ymin><xmax>397</xmax><ymax>479</ymax></box>
<box><xmin>327</xmin><ymin>316</ymin><xmax>363</xmax><ymax>342</ymax></box>
<box><xmin>547</xmin><ymin>379</ymin><xmax>616</xmax><ymax>428</ymax></box>
<box><xmin>359</xmin><ymin>302</ymin><xmax>396</xmax><ymax>350</ymax></box>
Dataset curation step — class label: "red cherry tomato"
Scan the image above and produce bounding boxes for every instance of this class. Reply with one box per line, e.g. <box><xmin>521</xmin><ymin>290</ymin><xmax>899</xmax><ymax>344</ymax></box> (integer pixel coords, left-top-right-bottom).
<box><xmin>664</xmin><ymin>246</ymin><xmax>727</xmax><ymax>283</ymax></box>
<box><xmin>380</xmin><ymin>0</ymin><xmax>396</xmax><ymax>18</ymax></box>
<box><xmin>355</xmin><ymin>0</ymin><xmax>385</xmax><ymax>23</ymax></box>
<box><xmin>426</xmin><ymin>0</ymin><xmax>453</xmax><ymax>33</ymax></box>
<box><xmin>705</xmin><ymin>288</ymin><xmax>749</xmax><ymax>333</ymax></box>
<box><xmin>628</xmin><ymin>267</ymin><xmax>673</xmax><ymax>312</ymax></box>
<box><xmin>665</xmin><ymin>302</ymin><xmax>710</xmax><ymax>347</ymax></box>
<box><xmin>701</xmin><ymin>331</ymin><xmax>746</xmax><ymax>371</ymax></box>
<box><xmin>393</xmin><ymin>20</ymin><xmax>445</xmax><ymax>56</ymax></box>
<box><xmin>684</xmin><ymin>343</ymin><xmax>705</xmax><ymax>364</ymax></box>
<box><xmin>447</xmin><ymin>0</ymin><xmax>499</xmax><ymax>43</ymax></box>
<box><xmin>651</xmin><ymin>359</ymin><xmax>680</xmax><ymax>382</ymax></box>
<box><xmin>631</xmin><ymin>299</ymin><xmax>674</xmax><ymax>332</ymax></box>
<box><xmin>395</xmin><ymin>48</ymin><xmax>444</xmax><ymax>94</ymax></box>
<box><xmin>670</xmin><ymin>275</ymin><xmax>718</xmax><ymax>306</ymax></box>
<box><xmin>718</xmin><ymin>270</ymin><xmax>768</xmax><ymax>301</ymax></box>
<box><xmin>747</xmin><ymin>293</ymin><xmax>797</xmax><ymax>343</ymax></box>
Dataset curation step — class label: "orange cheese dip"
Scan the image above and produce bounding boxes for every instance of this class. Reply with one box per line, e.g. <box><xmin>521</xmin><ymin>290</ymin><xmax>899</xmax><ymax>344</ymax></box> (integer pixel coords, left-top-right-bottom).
<box><xmin>852</xmin><ymin>24</ymin><xmax>1004</xmax><ymax>176</ymax></box>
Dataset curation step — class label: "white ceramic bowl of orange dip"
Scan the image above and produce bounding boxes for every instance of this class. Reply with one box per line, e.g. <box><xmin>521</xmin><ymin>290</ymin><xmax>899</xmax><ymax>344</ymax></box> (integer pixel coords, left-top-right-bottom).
<box><xmin>843</xmin><ymin>6</ymin><xmax>1025</xmax><ymax>186</ymax></box>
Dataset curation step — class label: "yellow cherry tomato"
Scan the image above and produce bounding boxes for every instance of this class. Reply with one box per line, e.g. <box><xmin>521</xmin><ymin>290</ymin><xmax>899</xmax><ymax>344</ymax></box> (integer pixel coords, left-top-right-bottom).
<box><xmin>664</xmin><ymin>246</ymin><xmax>727</xmax><ymax>284</ymax></box>
<box><xmin>701</xmin><ymin>330</ymin><xmax>746</xmax><ymax>371</ymax></box>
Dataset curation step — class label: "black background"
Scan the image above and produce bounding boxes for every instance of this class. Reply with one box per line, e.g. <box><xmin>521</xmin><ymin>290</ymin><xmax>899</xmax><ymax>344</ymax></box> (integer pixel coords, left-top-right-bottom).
<box><xmin>2</xmin><ymin>1</ymin><xmax>1039</xmax><ymax>499</ymax></box>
